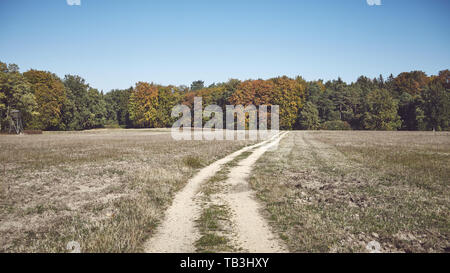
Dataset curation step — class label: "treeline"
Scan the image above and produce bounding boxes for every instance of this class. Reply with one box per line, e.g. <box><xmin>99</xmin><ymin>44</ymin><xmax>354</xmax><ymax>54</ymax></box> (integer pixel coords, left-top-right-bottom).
<box><xmin>0</xmin><ymin>64</ymin><xmax>107</xmax><ymax>131</ymax></box>
<box><xmin>0</xmin><ymin>60</ymin><xmax>448</xmax><ymax>131</ymax></box>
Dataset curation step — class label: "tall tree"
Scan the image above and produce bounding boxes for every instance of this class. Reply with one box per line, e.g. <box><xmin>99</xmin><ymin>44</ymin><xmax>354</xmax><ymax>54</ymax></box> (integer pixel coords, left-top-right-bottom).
<box><xmin>128</xmin><ymin>82</ymin><xmax>159</xmax><ymax>127</ymax></box>
<box><xmin>316</xmin><ymin>89</ymin><xmax>340</xmax><ymax>123</ymax></box>
<box><xmin>363</xmin><ymin>89</ymin><xmax>401</xmax><ymax>130</ymax></box>
<box><xmin>23</xmin><ymin>70</ymin><xmax>66</xmax><ymax>130</ymax></box>
<box><xmin>229</xmin><ymin>79</ymin><xmax>275</xmax><ymax>106</ymax></box>
<box><xmin>63</xmin><ymin>75</ymin><xmax>90</xmax><ymax>130</ymax></box>
<box><xmin>393</xmin><ymin>71</ymin><xmax>429</xmax><ymax>96</ymax></box>
<box><xmin>155</xmin><ymin>85</ymin><xmax>182</xmax><ymax>127</ymax></box>
<box><xmin>421</xmin><ymin>71</ymin><xmax>449</xmax><ymax>131</ymax></box>
<box><xmin>0</xmin><ymin>62</ymin><xmax>37</xmax><ymax>130</ymax></box>
<box><xmin>190</xmin><ymin>80</ymin><xmax>204</xmax><ymax>91</ymax></box>
<box><xmin>270</xmin><ymin>76</ymin><xmax>306</xmax><ymax>130</ymax></box>
<box><xmin>104</xmin><ymin>87</ymin><xmax>132</xmax><ymax>127</ymax></box>
<box><xmin>299</xmin><ymin>102</ymin><xmax>320</xmax><ymax>130</ymax></box>
<box><xmin>85</xmin><ymin>88</ymin><xmax>107</xmax><ymax>129</ymax></box>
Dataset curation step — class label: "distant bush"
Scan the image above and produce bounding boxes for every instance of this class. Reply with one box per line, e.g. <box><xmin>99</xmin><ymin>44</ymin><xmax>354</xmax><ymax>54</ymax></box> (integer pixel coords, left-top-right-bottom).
<box><xmin>321</xmin><ymin>120</ymin><xmax>352</xmax><ymax>130</ymax></box>
<box><xmin>24</xmin><ymin>130</ymin><xmax>43</xmax><ymax>134</ymax></box>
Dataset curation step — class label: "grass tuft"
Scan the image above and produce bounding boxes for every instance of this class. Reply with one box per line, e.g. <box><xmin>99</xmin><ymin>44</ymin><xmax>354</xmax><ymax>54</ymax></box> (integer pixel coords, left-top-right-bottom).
<box><xmin>183</xmin><ymin>155</ymin><xmax>203</xmax><ymax>169</ymax></box>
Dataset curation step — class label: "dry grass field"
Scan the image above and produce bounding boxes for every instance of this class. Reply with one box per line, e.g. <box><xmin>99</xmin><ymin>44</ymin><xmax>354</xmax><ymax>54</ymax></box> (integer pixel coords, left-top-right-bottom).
<box><xmin>0</xmin><ymin>129</ymin><xmax>254</xmax><ymax>252</ymax></box>
<box><xmin>250</xmin><ymin>131</ymin><xmax>449</xmax><ymax>252</ymax></box>
<box><xmin>1</xmin><ymin>129</ymin><xmax>448</xmax><ymax>253</ymax></box>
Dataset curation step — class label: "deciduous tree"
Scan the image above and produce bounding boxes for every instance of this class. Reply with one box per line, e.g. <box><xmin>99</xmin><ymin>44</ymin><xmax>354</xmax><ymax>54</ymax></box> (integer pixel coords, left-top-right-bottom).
<box><xmin>129</xmin><ymin>82</ymin><xmax>159</xmax><ymax>127</ymax></box>
<box><xmin>23</xmin><ymin>70</ymin><xmax>65</xmax><ymax>130</ymax></box>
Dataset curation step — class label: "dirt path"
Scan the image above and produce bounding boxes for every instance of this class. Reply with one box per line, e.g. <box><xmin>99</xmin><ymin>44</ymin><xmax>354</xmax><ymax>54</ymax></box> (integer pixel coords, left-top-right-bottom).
<box><xmin>221</xmin><ymin>132</ymin><xmax>289</xmax><ymax>252</ymax></box>
<box><xmin>144</xmin><ymin>132</ymin><xmax>282</xmax><ymax>253</ymax></box>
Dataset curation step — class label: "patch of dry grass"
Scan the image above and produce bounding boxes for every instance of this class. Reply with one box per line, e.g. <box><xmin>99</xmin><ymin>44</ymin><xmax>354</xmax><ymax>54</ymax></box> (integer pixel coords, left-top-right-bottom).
<box><xmin>250</xmin><ymin>131</ymin><xmax>450</xmax><ymax>253</ymax></box>
<box><xmin>0</xmin><ymin>129</ymin><xmax>254</xmax><ymax>252</ymax></box>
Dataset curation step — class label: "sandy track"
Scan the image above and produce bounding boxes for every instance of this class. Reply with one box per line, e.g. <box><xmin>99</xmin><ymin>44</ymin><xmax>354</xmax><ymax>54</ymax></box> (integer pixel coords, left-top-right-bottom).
<box><xmin>144</xmin><ymin>133</ymin><xmax>281</xmax><ymax>253</ymax></box>
<box><xmin>222</xmin><ymin>132</ymin><xmax>289</xmax><ymax>252</ymax></box>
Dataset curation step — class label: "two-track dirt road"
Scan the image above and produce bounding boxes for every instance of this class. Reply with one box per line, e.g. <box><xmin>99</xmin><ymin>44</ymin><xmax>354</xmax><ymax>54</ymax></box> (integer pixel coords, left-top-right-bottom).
<box><xmin>144</xmin><ymin>132</ymin><xmax>288</xmax><ymax>253</ymax></box>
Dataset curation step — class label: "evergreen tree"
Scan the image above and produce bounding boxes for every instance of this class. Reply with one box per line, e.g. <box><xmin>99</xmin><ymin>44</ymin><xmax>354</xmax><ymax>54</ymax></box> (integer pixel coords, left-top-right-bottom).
<box><xmin>299</xmin><ymin>102</ymin><xmax>320</xmax><ymax>130</ymax></box>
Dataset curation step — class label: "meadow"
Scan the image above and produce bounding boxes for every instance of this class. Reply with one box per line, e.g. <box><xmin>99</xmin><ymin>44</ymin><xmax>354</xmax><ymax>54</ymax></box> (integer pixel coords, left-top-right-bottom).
<box><xmin>250</xmin><ymin>131</ymin><xmax>449</xmax><ymax>252</ymax></box>
<box><xmin>0</xmin><ymin>129</ymin><xmax>254</xmax><ymax>252</ymax></box>
<box><xmin>0</xmin><ymin>129</ymin><xmax>448</xmax><ymax>253</ymax></box>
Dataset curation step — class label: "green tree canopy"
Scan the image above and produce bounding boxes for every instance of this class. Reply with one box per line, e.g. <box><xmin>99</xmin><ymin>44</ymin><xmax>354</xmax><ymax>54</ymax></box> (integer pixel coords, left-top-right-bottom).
<box><xmin>363</xmin><ymin>89</ymin><xmax>401</xmax><ymax>130</ymax></box>
<box><xmin>299</xmin><ymin>102</ymin><xmax>320</xmax><ymax>130</ymax></box>
<box><xmin>23</xmin><ymin>70</ymin><xmax>66</xmax><ymax>130</ymax></box>
<box><xmin>0</xmin><ymin>62</ymin><xmax>37</xmax><ymax>130</ymax></box>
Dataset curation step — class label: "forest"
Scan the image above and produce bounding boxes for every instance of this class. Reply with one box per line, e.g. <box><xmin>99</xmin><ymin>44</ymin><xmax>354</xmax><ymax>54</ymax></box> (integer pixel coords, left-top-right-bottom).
<box><xmin>0</xmin><ymin>61</ymin><xmax>448</xmax><ymax>132</ymax></box>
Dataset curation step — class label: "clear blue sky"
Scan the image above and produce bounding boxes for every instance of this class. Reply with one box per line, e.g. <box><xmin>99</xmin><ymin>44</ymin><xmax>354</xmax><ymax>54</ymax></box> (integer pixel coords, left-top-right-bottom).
<box><xmin>1</xmin><ymin>0</ymin><xmax>449</xmax><ymax>92</ymax></box>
